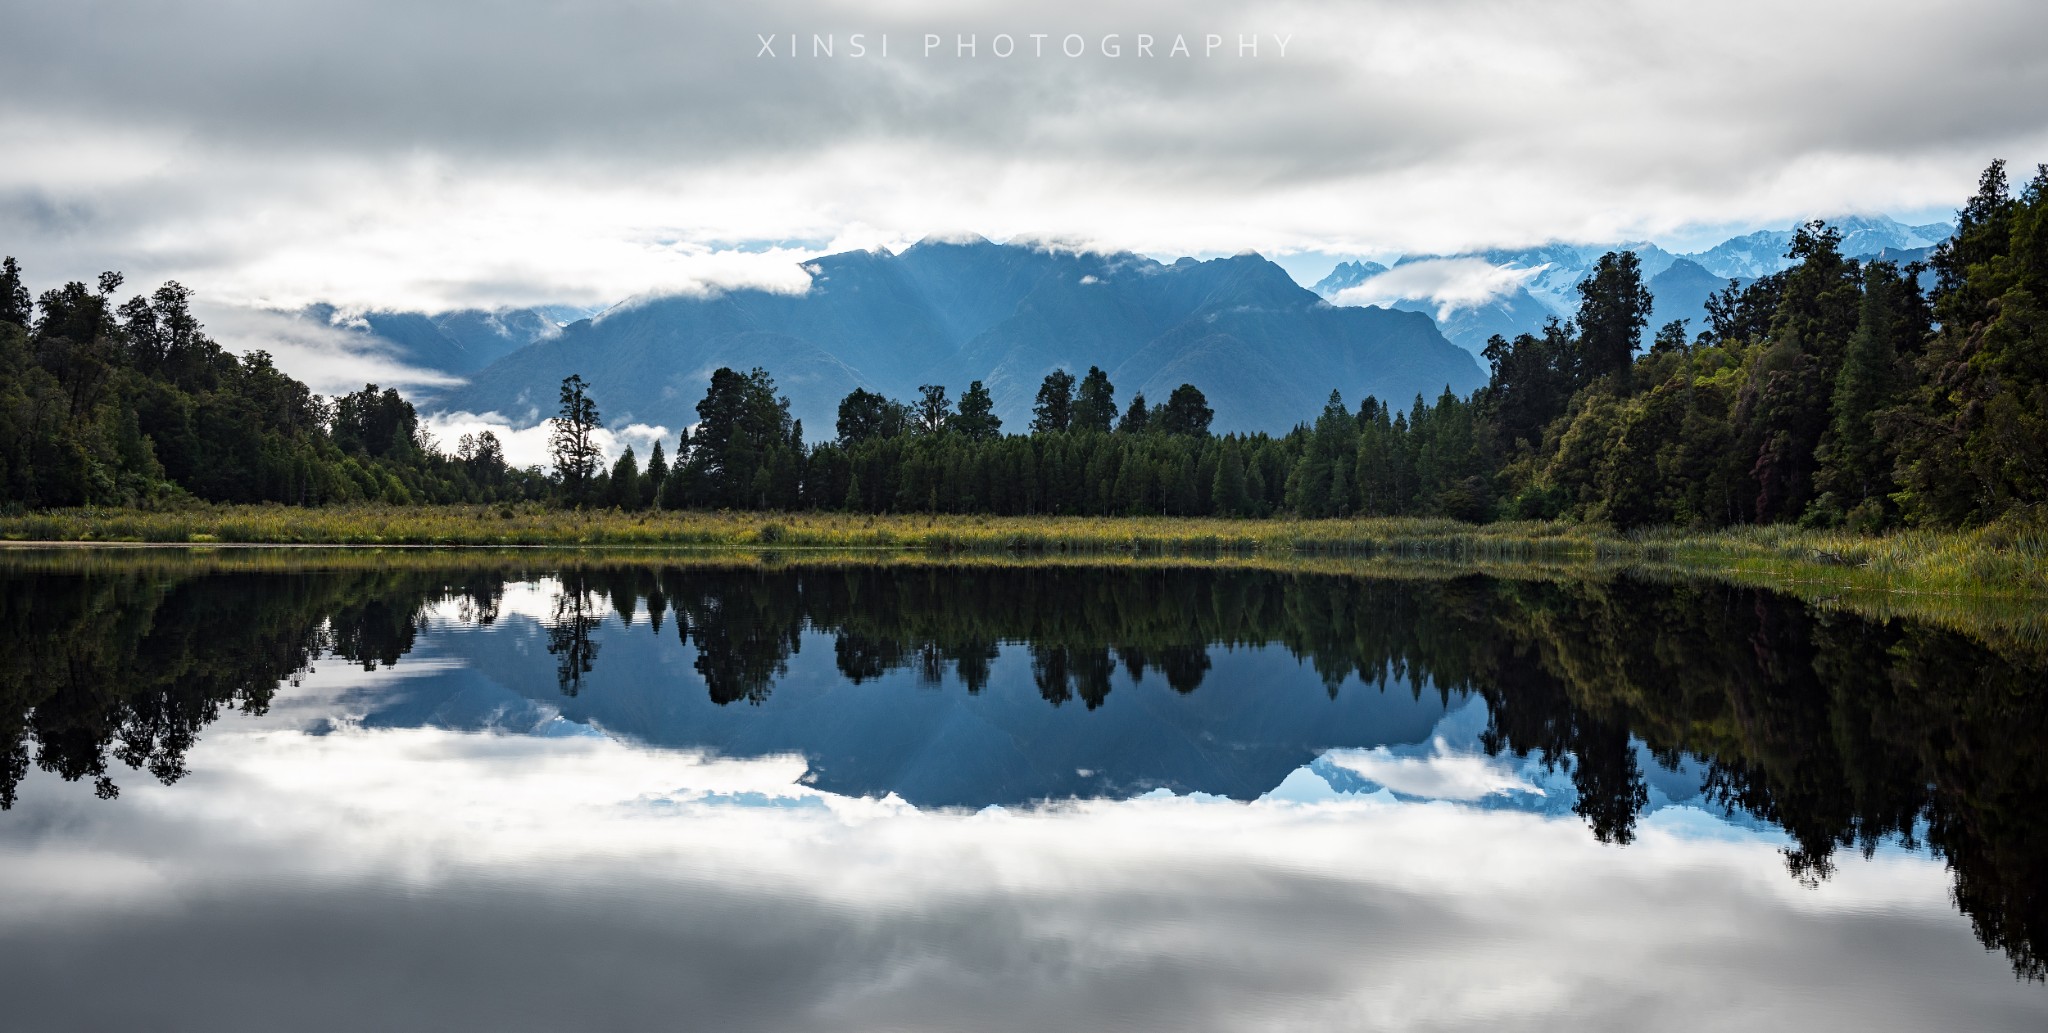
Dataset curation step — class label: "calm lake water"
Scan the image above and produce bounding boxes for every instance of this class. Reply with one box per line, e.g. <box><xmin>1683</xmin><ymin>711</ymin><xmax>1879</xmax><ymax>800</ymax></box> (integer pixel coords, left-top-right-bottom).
<box><xmin>2</xmin><ymin>551</ymin><xmax>2044</xmax><ymax>1030</ymax></box>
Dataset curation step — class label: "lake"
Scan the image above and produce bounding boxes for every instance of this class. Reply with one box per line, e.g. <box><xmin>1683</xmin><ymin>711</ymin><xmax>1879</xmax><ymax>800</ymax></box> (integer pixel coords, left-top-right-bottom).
<box><xmin>1</xmin><ymin>549</ymin><xmax>2043</xmax><ymax>1030</ymax></box>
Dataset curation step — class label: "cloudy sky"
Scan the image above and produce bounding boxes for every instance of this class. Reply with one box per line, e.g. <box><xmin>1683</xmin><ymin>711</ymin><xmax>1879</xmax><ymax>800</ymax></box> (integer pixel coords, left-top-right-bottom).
<box><xmin>3</xmin><ymin>0</ymin><xmax>2045</xmax><ymax>320</ymax></box>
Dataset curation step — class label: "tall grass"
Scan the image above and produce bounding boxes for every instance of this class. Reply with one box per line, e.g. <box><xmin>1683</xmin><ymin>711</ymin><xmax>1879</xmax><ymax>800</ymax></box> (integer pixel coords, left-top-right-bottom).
<box><xmin>4</xmin><ymin>509</ymin><xmax>2043</xmax><ymax>655</ymax></box>
<box><xmin>2</xmin><ymin>503</ymin><xmax>2041</xmax><ymax>603</ymax></box>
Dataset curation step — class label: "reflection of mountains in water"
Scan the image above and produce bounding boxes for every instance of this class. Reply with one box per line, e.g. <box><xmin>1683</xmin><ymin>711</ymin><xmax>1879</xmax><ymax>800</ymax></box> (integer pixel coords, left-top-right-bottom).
<box><xmin>5</xmin><ymin>558</ymin><xmax>2043</xmax><ymax>980</ymax></box>
<box><xmin>360</xmin><ymin>610</ymin><xmax>1761</xmax><ymax>831</ymax></box>
<box><xmin>364</xmin><ymin>616</ymin><xmax>1456</xmax><ymax>808</ymax></box>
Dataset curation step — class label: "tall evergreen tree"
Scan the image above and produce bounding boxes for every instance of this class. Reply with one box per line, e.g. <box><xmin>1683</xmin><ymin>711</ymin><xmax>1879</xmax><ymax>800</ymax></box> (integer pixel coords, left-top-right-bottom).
<box><xmin>914</xmin><ymin>384</ymin><xmax>952</xmax><ymax>435</ymax></box>
<box><xmin>952</xmin><ymin>381</ymin><xmax>1002</xmax><ymax>441</ymax></box>
<box><xmin>1156</xmin><ymin>384</ymin><xmax>1213</xmax><ymax>436</ymax></box>
<box><xmin>1287</xmin><ymin>391</ymin><xmax>1355</xmax><ymax>517</ymax></box>
<box><xmin>549</xmin><ymin>374</ymin><xmax>603</xmax><ymax>505</ymax></box>
<box><xmin>608</xmin><ymin>446</ymin><xmax>641</xmax><ymax>510</ymax></box>
<box><xmin>1118</xmin><ymin>393</ymin><xmax>1150</xmax><ymax>433</ymax></box>
<box><xmin>685</xmin><ymin>367</ymin><xmax>792</xmax><ymax>507</ymax></box>
<box><xmin>1576</xmin><ymin>251</ymin><xmax>1654</xmax><ymax>387</ymax></box>
<box><xmin>837</xmin><ymin>388</ymin><xmax>904</xmax><ymax>446</ymax></box>
<box><xmin>0</xmin><ymin>257</ymin><xmax>29</xmax><ymax>328</ymax></box>
<box><xmin>1074</xmin><ymin>366</ymin><xmax>1117</xmax><ymax>433</ymax></box>
<box><xmin>641</xmin><ymin>441</ymin><xmax>668</xmax><ymax>509</ymax></box>
<box><xmin>1212</xmin><ymin>437</ymin><xmax>1249</xmax><ymax>516</ymax></box>
<box><xmin>1811</xmin><ymin>261</ymin><xmax>1915</xmax><ymax>527</ymax></box>
<box><xmin>1032</xmin><ymin>369</ymin><xmax>1076</xmax><ymax>433</ymax></box>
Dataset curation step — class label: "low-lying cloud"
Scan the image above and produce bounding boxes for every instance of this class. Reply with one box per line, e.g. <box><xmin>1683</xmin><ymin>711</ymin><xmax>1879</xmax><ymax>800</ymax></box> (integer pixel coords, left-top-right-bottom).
<box><xmin>419</xmin><ymin>411</ymin><xmax>673</xmax><ymax>470</ymax></box>
<box><xmin>1331</xmin><ymin>258</ymin><xmax>1545</xmax><ymax>319</ymax></box>
<box><xmin>199</xmin><ymin>304</ymin><xmax>464</xmax><ymax>396</ymax></box>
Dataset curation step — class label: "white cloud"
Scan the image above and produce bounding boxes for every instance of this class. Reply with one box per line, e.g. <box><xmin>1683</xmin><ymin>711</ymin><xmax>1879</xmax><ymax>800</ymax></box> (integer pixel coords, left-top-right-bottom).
<box><xmin>0</xmin><ymin>0</ymin><xmax>2042</xmax><ymax>316</ymax></box>
<box><xmin>419</xmin><ymin>411</ymin><xmax>672</xmax><ymax>470</ymax></box>
<box><xmin>1331</xmin><ymin>258</ymin><xmax>1544</xmax><ymax>319</ymax></box>
<box><xmin>1322</xmin><ymin>738</ymin><xmax>1545</xmax><ymax>800</ymax></box>
<box><xmin>5</xmin><ymin>699</ymin><xmax>2022</xmax><ymax>1031</ymax></box>
<box><xmin>198</xmin><ymin>304</ymin><xmax>464</xmax><ymax>395</ymax></box>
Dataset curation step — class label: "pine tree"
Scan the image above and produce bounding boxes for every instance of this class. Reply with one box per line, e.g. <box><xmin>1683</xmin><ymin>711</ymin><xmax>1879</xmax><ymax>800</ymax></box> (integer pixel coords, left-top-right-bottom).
<box><xmin>1244</xmin><ymin>453</ymin><xmax>1269</xmax><ymax>517</ymax></box>
<box><xmin>549</xmin><ymin>374</ymin><xmax>603</xmax><ymax>505</ymax></box>
<box><xmin>953</xmin><ymin>381</ymin><xmax>1002</xmax><ymax>441</ymax></box>
<box><xmin>1031</xmin><ymin>369</ymin><xmax>1075</xmax><ymax>434</ymax></box>
<box><xmin>0</xmin><ymin>257</ymin><xmax>29</xmax><ymax>328</ymax></box>
<box><xmin>1074</xmin><ymin>366</ymin><xmax>1117</xmax><ymax>433</ymax></box>
<box><xmin>914</xmin><ymin>383</ymin><xmax>951</xmax><ymax>435</ymax></box>
<box><xmin>658</xmin><ymin>430</ymin><xmax>693</xmax><ymax>510</ymax></box>
<box><xmin>641</xmin><ymin>441</ymin><xmax>668</xmax><ymax>509</ymax></box>
<box><xmin>1287</xmin><ymin>391</ymin><xmax>1354</xmax><ymax>516</ymax></box>
<box><xmin>1810</xmin><ymin>262</ymin><xmax>1910</xmax><ymax>526</ymax></box>
<box><xmin>1118</xmin><ymin>393</ymin><xmax>1150</xmax><ymax>433</ymax></box>
<box><xmin>1576</xmin><ymin>251</ymin><xmax>1654</xmax><ymax>388</ymax></box>
<box><xmin>1157</xmin><ymin>384</ymin><xmax>1213</xmax><ymax>436</ymax></box>
<box><xmin>608</xmin><ymin>447</ymin><xmax>641</xmax><ymax>510</ymax></box>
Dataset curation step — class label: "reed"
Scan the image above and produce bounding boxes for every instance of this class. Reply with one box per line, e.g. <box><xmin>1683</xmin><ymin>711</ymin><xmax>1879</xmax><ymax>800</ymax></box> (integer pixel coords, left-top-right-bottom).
<box><xmin>2</xmin><ymin>504</ymin><xmax>2042</xmax><ymax>606</ymax></box>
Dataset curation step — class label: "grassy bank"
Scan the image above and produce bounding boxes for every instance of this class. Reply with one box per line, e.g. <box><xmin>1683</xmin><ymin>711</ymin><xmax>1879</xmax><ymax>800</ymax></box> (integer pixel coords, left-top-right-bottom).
<box><xmin>3</xmin><ymin>506</ymin><xmax>2044</xmax><ymax>655</ymax></box>
<box><xmin>3</xmin><ymin>503</ymin><xmax>2043</xmax><ymax>598</ymax></box>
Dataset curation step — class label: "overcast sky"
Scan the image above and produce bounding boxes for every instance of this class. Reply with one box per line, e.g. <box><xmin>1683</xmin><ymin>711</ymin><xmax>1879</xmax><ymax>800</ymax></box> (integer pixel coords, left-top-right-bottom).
<box><xmin>3</xmin><ymin>0</ymin><xmax>2045</xmax><ymax>316</ymax></box>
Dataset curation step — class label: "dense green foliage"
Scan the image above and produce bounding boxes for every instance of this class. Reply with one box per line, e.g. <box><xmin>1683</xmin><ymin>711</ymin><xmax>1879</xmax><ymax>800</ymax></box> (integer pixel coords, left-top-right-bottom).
<box><xmin>0</xmin><ymin>261</ymin><xmax>542</xmax><ymax>508</ymax></box>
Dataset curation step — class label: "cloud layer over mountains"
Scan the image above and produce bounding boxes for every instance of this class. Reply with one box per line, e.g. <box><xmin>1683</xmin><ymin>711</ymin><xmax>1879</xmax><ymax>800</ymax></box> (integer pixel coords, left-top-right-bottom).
<box><xmin>2</xmin><ymin>0</ymin><xmax>2044</xmax><ymax>319</ymax></box>
<box><xmin>1316</xmin><ymin>214</ymin><xmax>1954</xmax><ymax>354</ymax></box>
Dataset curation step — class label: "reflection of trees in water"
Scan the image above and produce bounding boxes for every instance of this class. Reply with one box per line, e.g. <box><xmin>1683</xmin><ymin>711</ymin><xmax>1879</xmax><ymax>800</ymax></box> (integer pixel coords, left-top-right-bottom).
<box><xmin>545</xmin><ymin>572</ymin><xmax>602</xmax><ymax>697</ymax></box>
<box><xmin>0</xmin><ymin>568</ymin><xmax>498</xmax><ymax>808</ymax></box>
<box><xmin>2</xmin><ymin>560</ymin><xmax>2043</xmax><ymax>979</ymax></box>
<box><xmin>466</xmin><ymin>564</ymin><xmax>2048</xmax><ymax>980</ymax></box>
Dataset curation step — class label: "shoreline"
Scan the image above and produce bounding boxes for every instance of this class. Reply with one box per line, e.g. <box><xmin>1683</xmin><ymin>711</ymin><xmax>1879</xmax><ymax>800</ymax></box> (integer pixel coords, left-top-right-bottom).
<box><xmin>2</xmin><ymin>504</ymin><xmax>2041</xmax><ymax>617</ymax></box>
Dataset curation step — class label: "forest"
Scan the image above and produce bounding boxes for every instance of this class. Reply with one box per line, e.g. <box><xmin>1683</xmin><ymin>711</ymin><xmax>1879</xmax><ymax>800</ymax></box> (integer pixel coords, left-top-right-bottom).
<box><xmin>4</xmin><ymin>161</ymin><xmax>2043</xmax><ymax>532</ymax></box>
<box><xmin>0</xmin><ymin>265</ymin><xmax>542</xmax><ymax>508</ymax></box>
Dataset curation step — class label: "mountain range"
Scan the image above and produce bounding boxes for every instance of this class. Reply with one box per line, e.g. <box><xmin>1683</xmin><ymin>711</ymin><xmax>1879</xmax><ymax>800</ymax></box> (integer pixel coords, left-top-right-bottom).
<box><xmin>413</xmin><ymin>237</ymin><xmax>1485</xmax><ymax>437</ymax></box>
<box><xmin>1312</xmin><ymin>214</ymin><xmax>1952</xmax><ymax>354</ymax></box>
<box><xmin>300</xmin><ymin>215</ymin><xmax>1955</xmax><ymax>439</ymax></box>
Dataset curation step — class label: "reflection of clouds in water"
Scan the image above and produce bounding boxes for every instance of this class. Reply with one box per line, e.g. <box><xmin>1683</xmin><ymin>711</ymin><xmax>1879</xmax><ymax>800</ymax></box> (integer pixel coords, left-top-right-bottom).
<box><xmin>422</xmin><ymin>577</ymin><xmax>568</xmax><ymax>625</ymax></box>
<box><xmin>2</xmin><ymin>718</ymin><xmax>2036</xmax><ymax>1033</ymax></box>
<box><xmin>1322</xmin><ymin>737</ymin><xmax>1545</xmax><ymax>801</ymax></box>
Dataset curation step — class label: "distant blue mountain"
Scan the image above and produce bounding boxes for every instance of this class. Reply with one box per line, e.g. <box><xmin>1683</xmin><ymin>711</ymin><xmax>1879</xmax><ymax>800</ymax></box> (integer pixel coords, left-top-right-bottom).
<box><xmin>300</xmin><ymin>304</ymin><xmax>563</xmax><ymax>380</ymax></box>
<box><xmin>428</xmin><ymin>237</ymin><xmax>1485</xmax><ymax>436</ymax></box>
<box><xmin>1646</xmin><ymin>258</ymin><xmax>1744</xmax><ymax>344</ymax></box>
<box><xmin>1312</xmin><ymin>260</ymin><xmax>1389</xmax><ymax>294</ymax></box>
<box><xmin>1311</xmin><ymin>214</ymin><xmax>1951</xmax><ymax>355</ymax></box>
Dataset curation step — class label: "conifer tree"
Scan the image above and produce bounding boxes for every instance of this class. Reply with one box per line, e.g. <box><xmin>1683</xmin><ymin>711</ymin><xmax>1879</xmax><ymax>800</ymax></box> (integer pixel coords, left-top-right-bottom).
<box><xmin>608</xmin><ymin>446</ymin><xmax>641</xmax><ymax>510</ymax></box>
<box><xmin>1576</xmin><ymin>251</ymin><xmax>1653</xmax><ymax>388</ymax></box>
<box><xmin>642</xmin><ymin>441</ymin><xmax>668</xmax><ymax>509</ymax></box>
<box><xmin>1074</xmin><ymin>366</ymin><xmax>1117</xmax><ymax>433</ymax></box>
<box><xmin>1119</xmin><ymin>393</ymin><xmax>1150</xmax><ymax>433</ymax></box>
<box><xmin>914</xmin><ymin>384</ymin><xmax>951</xmax><ymax>435</ymax></box>
<box><xmin>1157</xmin><ymin>384</ymin><xmax>1213</xmax><ymax>436</ymax></box>
<box><xmin>952</xmin><ymin>381</ymin><xmax>1002</xmax><ymax>441</ymax></box>
<box><xmin>549</xmin><ymin>374</ymin><xmax>603</xmax><ymax>505</ymax></box>
<box><xmin>1031</xmin><ymin>369</ymin><xmax>1076</xmax><ymax>433</ymax></box>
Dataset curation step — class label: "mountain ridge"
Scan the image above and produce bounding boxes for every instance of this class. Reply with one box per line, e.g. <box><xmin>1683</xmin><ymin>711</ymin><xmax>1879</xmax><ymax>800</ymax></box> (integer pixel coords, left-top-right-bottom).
<box><xmin>428</xmin><ymin>239</ymin><xmax>1485</xmax><ymax>437</ymax></box>
<box><xmin>1312</xmin><ymin>213</ymin><xmax>1953</xmax><ymax>354</ymax></box>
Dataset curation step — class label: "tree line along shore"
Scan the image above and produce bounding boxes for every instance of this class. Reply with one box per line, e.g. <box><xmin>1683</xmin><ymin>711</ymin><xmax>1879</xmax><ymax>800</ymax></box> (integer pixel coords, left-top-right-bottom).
<box><xmin>3</xmin><ymin>162</ymin><xmax>2044</xmax><ymax>555</ymax></box>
